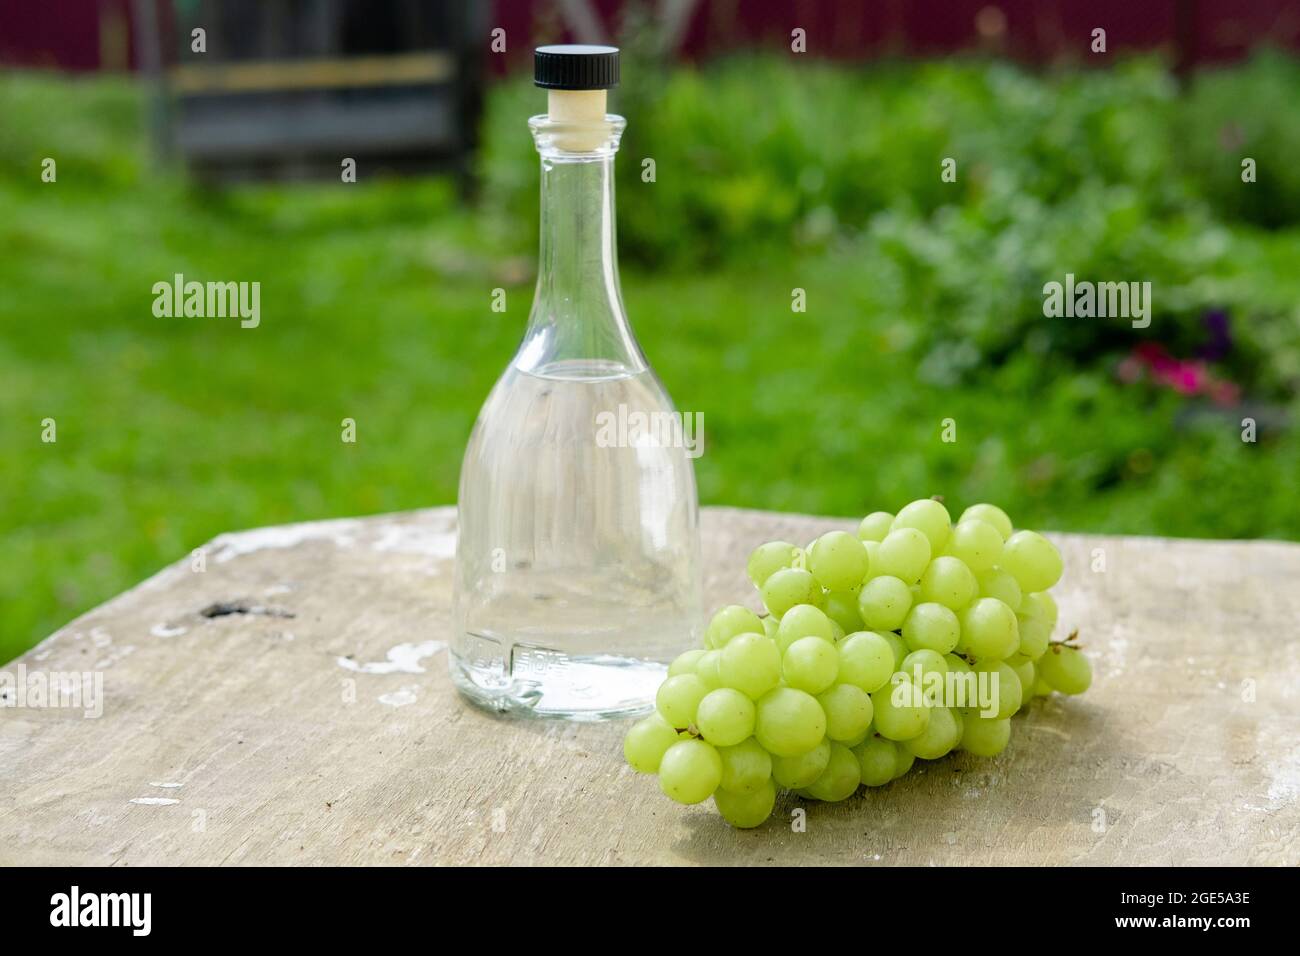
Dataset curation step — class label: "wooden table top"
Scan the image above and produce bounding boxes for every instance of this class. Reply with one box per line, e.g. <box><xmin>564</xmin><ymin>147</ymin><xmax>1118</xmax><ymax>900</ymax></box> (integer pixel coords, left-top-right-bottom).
<box><xmin>2</xmin><ymin>506</ymin><xmax>1296</xmax><ymax>865</ymax></box>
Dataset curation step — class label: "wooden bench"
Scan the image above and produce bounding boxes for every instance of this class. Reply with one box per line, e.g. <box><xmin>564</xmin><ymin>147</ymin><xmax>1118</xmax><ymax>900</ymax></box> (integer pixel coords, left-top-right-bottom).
<box><xmin>1</xmin><ymin>507</ymin><xmax>1295</xmax><ymax>865</ymax></box>
<box><xmin>136</xmin><ymin>0</ymin><xmax>488</xmax><ymax>183</ymax></box>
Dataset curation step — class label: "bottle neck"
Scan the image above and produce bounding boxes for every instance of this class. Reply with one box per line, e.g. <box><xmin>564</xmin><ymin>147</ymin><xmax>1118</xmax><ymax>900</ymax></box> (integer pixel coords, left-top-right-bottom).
<box><xmin>516</xmin><ymin>118</ymin><xmax>644</xmax><ymax>377</ymax></box>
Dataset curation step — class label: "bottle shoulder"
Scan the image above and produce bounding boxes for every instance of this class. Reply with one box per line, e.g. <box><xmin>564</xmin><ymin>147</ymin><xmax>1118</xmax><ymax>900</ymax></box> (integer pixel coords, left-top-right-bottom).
<box><xmin>465</xmin><ymin>361</ymin><xmax>688</xmax><ymax>448</ymax></box>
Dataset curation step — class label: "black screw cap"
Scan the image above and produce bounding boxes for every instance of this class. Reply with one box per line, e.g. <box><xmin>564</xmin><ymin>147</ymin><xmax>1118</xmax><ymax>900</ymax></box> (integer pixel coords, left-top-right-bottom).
<box><xmin>534</xmin><ymin>44</ymin><xmax>620</xmax><ymax>90</ymax></box>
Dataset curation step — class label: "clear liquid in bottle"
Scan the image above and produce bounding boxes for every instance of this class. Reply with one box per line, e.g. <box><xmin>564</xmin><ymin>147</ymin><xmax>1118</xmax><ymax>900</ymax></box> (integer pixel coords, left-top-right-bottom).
<box><xmin>450</xmin><ymin>46</ymin><xmax>702</xmax><ymax>719</ymax></box>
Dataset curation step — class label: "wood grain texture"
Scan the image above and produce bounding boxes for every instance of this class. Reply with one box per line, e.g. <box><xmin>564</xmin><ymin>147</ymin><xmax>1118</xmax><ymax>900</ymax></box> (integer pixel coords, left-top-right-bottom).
<box><xmin>1</xmin><ymin>506</ymin><xmax>1297</xmax><ymax>865</ymax></box>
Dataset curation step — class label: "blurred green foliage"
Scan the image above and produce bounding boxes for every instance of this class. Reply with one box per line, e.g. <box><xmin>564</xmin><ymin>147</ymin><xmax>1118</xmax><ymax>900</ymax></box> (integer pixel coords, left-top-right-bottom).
<box><xmin>484</xmin><ymin>51</ymin><xmax>1300</xmax><ymax>394</ymax></box>
<box><xmin>1</xmin><ymin>54</ymin><xmax>1298</xmax><ymax>664</ymax></box>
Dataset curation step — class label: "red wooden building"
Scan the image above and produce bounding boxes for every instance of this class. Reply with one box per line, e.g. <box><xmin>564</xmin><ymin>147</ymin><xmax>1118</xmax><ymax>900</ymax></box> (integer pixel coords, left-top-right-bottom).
<box><xmin>3</xmin><ymin>1</ymin><xmax>1299</xmax><ymax>73</ymax></box>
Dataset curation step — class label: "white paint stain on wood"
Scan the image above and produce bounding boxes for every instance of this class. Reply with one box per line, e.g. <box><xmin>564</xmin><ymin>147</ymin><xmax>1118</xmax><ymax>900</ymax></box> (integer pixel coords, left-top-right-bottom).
<box><xmin>1265</xmin><ymin>751</ymin><xmax>1300</xmax><ymax>809</ymax></box>
<box><xmin>379</xmin><ymin>686</ymin><xmax>419</xmax><ymax>708</ymax></box>
<box><xmin>94</xmin><ymin>645</ymin><xmax>136</xmax><ymax>669</ymax></box>
<box><xmin>370</xmin><ymin>522</ymin><xmax>457</xmax><ymax>559</ymax></box>
<box><xmin>336</xmin><ymin>640</ymin><xmax>445</xmax><ymax>675</ymax></box>
<box><xmin>129</xmin><ymin>797</ymin><xmax>180</xmax><ymax>806</ymax></box>
<box><xmin>210</xmin><ymin>518</ymin><xmax>362</xmax><ymax>563</ymax></box>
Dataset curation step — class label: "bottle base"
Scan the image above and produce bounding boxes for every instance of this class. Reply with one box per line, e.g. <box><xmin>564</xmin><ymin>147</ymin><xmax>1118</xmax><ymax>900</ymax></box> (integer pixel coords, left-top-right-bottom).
<box><xmin>449</xmin><ymin>651</ymin><xmax>665</xmax><ymax>721</ymax></box>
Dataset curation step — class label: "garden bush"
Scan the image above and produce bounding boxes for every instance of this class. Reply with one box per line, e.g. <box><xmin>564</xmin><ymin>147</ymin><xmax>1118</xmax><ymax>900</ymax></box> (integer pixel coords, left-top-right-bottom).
<box><xmin>479</xmin><ymin>52</ymin><xmax>1300</xmax><ymax>396</ymax></box>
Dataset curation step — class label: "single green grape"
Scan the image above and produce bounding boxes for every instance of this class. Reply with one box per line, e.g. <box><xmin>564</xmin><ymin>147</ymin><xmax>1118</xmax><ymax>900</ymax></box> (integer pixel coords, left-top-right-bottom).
<box><xmin>976</xmin><ymin>567</ymin><xmax>1022</xmax><ymax>610</ymax></box>
<box><xmin>950</xmin><ymin>707</ymin><xmax>965</xmax><ymax>746</ymax></box>
<box><xmin>855</xmin><ymin>735</ymin><xmax>899</xmax><ymax>787</ymax></box>
<box><xmin>902</xmin><ymin>602</ymin><xmax>961</xmax><ymax>654</ymax></box>
<box><xmin>861</xmin><ymin>540</ymin><xmax>881</xmax><ymax>576</ymax></box>
<box><xmin>783</xmin><ymin>636</ymin><xmax>840</xmax><ymax>694</ymax></box>
<box><xmin>1007</xmin><ymin>654</ymin><xmax>1036</xmax><ymax>713</ymax></box>
<box><xmin>973</xmin><ymin>658</ymin><xmax>1022</xmax><ymax>719</ymax></box>
<box><xmin>958</xmin><ymin>503</ymin><xmax>1013</xmax><ymax>541</ymax></box>
<box><xmin>960</xmin><ymin>597</ymin><xmax>1020</xmax><ymax>660</ymax></box>
<box><xmin>1027</xmin><ymin>591</ymin><xmax>1059</xmax><ymax>628</ymax></box>
<box><xmin>719</xmin><ymin>632</ymin><xmax>782</xmax><ymax>699</ymax></box>
<box><xmin>775</xmin><ymin>603</ymin><xmax>835</xmax><ymax>654</ymax></box>
<box><xmin>959</xmin><ymin>715</ymin><xmax>1011</xmax><ymax>757</ymax></box>
<box><xmin>754</xmin><ymin>686</ymin><xmax>827</xmax><ymax>756</ymax></box>
<box><xmin>668</xmin><ymin>648</ymin><xmax>708</xmax><ymax>677</ymax></box>
<box><xmin>805</xmin><ymin>742</ymin><xmax>862</xmax><ymax>802</ymax></box>
<box><xmin>809</xmin><ymin>530</ymin><xmax>871</xmax><ymax>591</ymax></box>
<box><xmin>717</xmin><ymin>737</ymin><xmax>773</xmax><ymax>794</ymax></box>
<box><xmin>917</xmin><ymin>556</ymin><xmax>977</xmax><ymax>611</ymax></box>
<box><xmin>944</xmin><ymin>653</ymin><xmax>980</xmax><ymax>710</ymax></box>
<box><xmin>892</xmin><ymin>498</ymin><xmax>952</xmax><ymax>553</ymax></box>
<box><xmin>893</xmin><ymin>747</ymin><xmax>916</xmax><ymax>779</ymax></box>
<box><xmin>858</xmin><ymin>575</ymin><xmax>913</xmax><ymax>631</ymax></box>
<box><xmin>658</xmin><ymin>739</ymin><xmax>723</xmax><ymax>804</ymax></box>
<box><xmin>902</xmin><ymin>705</ymin><xmax>961</xmax><ymax>760</ymax></box>
<box><xmin>747</xmin><ymin>540</ymin><xmax>798</xmax><ymax>589</ymax></box>
<box><xmin>706</xmin><ymin>604</ymin><xmax>766</xmax><ymax>649</ymax></box>
<box><xmin>655</xmin><ymin>673</ymin><xmax>709</xmax><ymax>728</ymax></box>
<box><xmin>1018</xmin><ymin>590</ymin><xmax>1058</xmax><ymax>631</ymax></box>
<box><xmin>623</xmin><ymin>713</ymin><xmax>682</xmax><ymax>773</ymax></box>
<box><xmin>881</xmin><ymin>631</ymin><xmax>909</xmax><ymax>670</ymax></box>
<box><xmin>695</xmin><ymin>688</ymin><xmax>757</xmax><ymax>746</ymax></box>
<box><xmin>836</xmin><ymin>631</ymin><xmax>896</xmax><ymax>693</ymax></box>
<box><xmin>1038</xmin><ymin>644</ymin><xmax>1092</xmax><ymax>694</ymax></box>
<box><xmin>839</xmin><ymin>728</ymin><xmax>872</xmax><ymax>749</ymax></box>
<box><xmin>761</xmin><ymin>567</ymin><xmax>823</xmax><ymax>617</ymax></box>
<box><xmin>696</xmin><ymin>649</ymin><xmax>723</xmax><ymax>689</ymax></box>
<box><xmin>874</xmin><ymin>528</ymin><xmax>931</xmax><ymax>585</ymax></box>
<box><xmin>870</xmin><ymin>676</ymin><xmax>931</xmax><ymax>741</ymax></box>
<box><xmin>944</xmin><ymin>652</ymin><xmax>974</xmax><ymax>676</ymax></box>
<box><xmin>905</xmin><ymin>648</ymin><xmax>949</xmax><ymax>707</ymax></box>
<box><xmin>821</xmin><ymin>590</ymin><xmax>864</xmax><ymax>634</ymax></box>
<box><xmin>1000</xmin><ymin>531</ymin><xmax>1063</xmax><ymax>593</ymax></box>
<box><xmin>1015</xmin><ymin>610</ymin><xmax>1050</xmax><ymax>660</ymax></box>
<box><xmin>952</xmin><ymin>622</ymin><xmax>969</xmax><ymax>655</ymax></box>
<box><xmin>817</xmin><ymin>683</ymin><xmax>874</xmax><ymax>742</ymax></box>
<box><xmin>713</xmin><ymin>777</ymin><xmax>777</xmax><ymax>828</ymax></box>
<box><xmin>901</xmin><ymin>648</ymin><xmax>948</xmax><ymax>683</ymax></box>
<box><xmin>771</xmin><ymin>737</ymin><xmax>830</xmax><ymax>789</ymax></box>
<box><xmin>857</xmin><ymin>511</ymin><xmax>895</xmax><ymax>543</ymax></box>
<box><xmin>942</xmin><ymin>519</ymin><xmax>1004</xmax><ymax>573</ymax></box>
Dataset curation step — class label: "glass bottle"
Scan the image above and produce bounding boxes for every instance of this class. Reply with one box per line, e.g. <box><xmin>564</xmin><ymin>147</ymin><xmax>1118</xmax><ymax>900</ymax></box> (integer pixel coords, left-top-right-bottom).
<box><xmin>451</xmin><ymin>46</ymin><xmax>702</xmax><ymax>719</ymax></box>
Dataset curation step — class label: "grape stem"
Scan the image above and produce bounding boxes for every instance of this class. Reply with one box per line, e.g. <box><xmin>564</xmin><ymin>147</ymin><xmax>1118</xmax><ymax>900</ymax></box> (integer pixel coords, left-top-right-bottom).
<box><xmin>1048</xmin><ymin>628</ymin><xmax>1083</xmax><ymax>650</ymax></box>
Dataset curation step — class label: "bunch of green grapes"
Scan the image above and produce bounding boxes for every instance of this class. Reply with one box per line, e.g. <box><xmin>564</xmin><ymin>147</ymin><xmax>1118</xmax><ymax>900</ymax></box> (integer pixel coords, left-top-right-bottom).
<box><xmin>623</xmin><ymin>498</ymin><xmax>1092</xmax><ymax>828</ymax></box>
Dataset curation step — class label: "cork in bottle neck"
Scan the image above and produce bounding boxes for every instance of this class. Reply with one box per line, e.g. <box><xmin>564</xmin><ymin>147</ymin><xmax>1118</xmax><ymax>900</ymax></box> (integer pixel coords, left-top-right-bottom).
<box><xmin>534</xmin><ymin>89</ymin><xmax>623</xmax><ymax>155</ymax></box>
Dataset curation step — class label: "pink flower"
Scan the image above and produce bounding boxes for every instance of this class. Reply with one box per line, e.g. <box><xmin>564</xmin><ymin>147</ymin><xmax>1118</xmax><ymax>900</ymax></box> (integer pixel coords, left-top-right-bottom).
<box><xmin>1122</xmin><ymin>343</ymin><xmax>1240</xmax><ymax>406</ymax></box>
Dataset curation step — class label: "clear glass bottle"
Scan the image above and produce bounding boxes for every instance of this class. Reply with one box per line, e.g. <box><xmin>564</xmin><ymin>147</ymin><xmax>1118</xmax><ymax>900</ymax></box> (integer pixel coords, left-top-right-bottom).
<box><xmin>451</xmin><ymin>46</ymin><xmax>702</xmax><ymax>719</ymax></box>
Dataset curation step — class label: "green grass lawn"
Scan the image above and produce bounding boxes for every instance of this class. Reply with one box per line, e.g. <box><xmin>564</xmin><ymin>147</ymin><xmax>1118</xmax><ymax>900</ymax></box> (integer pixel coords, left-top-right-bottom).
<box><xmin>2</xmin><ymin>68</ymin><xmax>1298</xmax><ymax>663</ymax></box>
